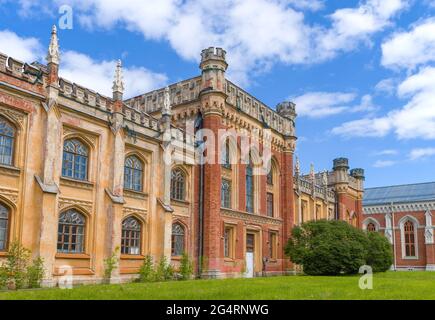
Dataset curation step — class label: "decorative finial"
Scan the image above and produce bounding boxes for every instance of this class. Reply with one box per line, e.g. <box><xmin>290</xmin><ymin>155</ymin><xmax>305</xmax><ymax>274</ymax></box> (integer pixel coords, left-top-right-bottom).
<box><xmin>322</xmin><ymin>170</ymin><xmax>328</xmax><ymax>187</ymax></box>
<box><xmin>310</xmin><ymin>163</ymin><xmax>315</xmax><ymax>180</ymax></box>
<box><xmin>112</xmin><ymin>59</ymin><xmax>125</xmax><ymax>100</ymax></box>
<box><xmin>295</xmin><ymin>156</ymin><xmax>300</xmax><ymax>176</ymax></box>
<box><xmin>47</xmin><ymin>25</ymin><xmax>60</xmax><ymax>65</ymax></box>
<box><xmin>162</xmin><ymin>86</ymin><xmax>171</xmax><ymax>116</ymax></box>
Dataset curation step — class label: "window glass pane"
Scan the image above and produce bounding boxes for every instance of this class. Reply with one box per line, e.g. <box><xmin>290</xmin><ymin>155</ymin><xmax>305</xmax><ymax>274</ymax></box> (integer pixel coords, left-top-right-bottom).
<box><xmin>171</xmin><ymin>169</ymin><xmax>185</xmax><ymax>201</ymax></box>
<box><xmin>62</xmin><ymin>139</ymin><xmax>88</xmax><ymax>181</ymax></box>
<box><xmin>0</xmin><ymin>204</ymin><xmax>9</xmax><ymax>251</ymax></box>
<box><xmin>57</xmin><ymin>209</ymin><xmax>85</xmax><ymax>253</ymax></box>
<box><xmin>171</xmin><ymin>223</ymin><xmax>185</xmax><ymax>256</ymax></box>
<box><xmin>0</xmin><ymin>116</ymin><xmax>15</xmax><ymax>166</ymax></box>
<box><xmin>121</xmin><ymin>217</ymin><xmax>142</xmax><ymax>255</ymax></box>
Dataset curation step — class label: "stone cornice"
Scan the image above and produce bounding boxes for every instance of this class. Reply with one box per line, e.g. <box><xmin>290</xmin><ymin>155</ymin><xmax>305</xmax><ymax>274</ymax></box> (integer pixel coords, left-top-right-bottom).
<box><xmin>221</xmin><ymin>208</ymin><xmax>283</xmax><ymax>225</ymax></box>
<box><xmin>363</xmin><ymin>201</ymin><xmax>435</xmax><ymax>214</ymax></box>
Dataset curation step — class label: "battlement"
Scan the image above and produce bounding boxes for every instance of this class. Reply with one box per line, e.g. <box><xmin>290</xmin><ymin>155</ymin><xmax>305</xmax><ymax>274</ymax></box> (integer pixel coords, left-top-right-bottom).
<box><xmin>0</xmin><ymin>52</ymin><xmax>46</xmax><ymax>86</ymax></box>
<box><xmin>333</xmin><ymin>157</ymin><xmax>349</xmax><ymax>170</ymax></box>
<box><xmin>350</xmin><ymin>168</ymin><xmax>365</xmax><ymax>180</ymax></box>
<box><xmin>201</xmin><ymin>47</ymin><xmax>227</xmax><ymax>63</ymax></box>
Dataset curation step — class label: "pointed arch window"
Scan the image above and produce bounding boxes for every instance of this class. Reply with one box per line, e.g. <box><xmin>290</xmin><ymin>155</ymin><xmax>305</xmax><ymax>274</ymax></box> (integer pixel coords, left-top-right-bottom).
<box><xmin>367</xmin><ymin>222</ymin><xmax>376</xmax><ymax>232</ymax></box>
<box><xmin>171</xmin><ymin>169</ymin><xmax>185</xmax><ymax>201</ymax></box>
<box><xmin>0</xmin><ymin>203</ymin><xmax>9</xmax><ymax>251</ymax></box>
<box><xmin>124</xmin><ymin>155</ymin><xmax>143</xmax><ymax>192</ymax></box>
<box><xmin>57</xmin><ymin>209</ymin><xmax>86</xmax><ymax>253</ymax></box>
<box><xmin>404</xmin><ymin>221</ymin><xmax>416</xmax><ymax>257</ymax></box>
<box><xmin>121</xmin><ymin>216</ymin><xmax>142</xmax><ymax>255</ymax></box>
<box><xmin>267</xmin><ymin>169</ymin><xmax>273</xmax><ymax>185</ymax></box>
<box><xmin>62</xmin><ymin>139</ymin><xmax>89</xmax><ymax>181</ymax></box>
<box><xmin>0</xmin><ymin>116</ymin><xmax>15</xmax><ymax>166</ymax></box>
<box><xmin>246</xmin><ymin>158</ymin><xmax>254</xmax><ymax>213</ymax></box>
<box><xmin>171</xmin><ymin>223</ymin><xmax>185</xmax><ymax>256</ymax></box>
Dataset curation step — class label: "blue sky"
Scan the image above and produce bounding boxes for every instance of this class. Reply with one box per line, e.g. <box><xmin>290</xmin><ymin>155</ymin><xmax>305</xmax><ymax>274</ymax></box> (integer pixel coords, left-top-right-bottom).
<box><xmin>0</xmin><ymin>0</ymin><xmax>434</xmax><ymax>187</ymax></box>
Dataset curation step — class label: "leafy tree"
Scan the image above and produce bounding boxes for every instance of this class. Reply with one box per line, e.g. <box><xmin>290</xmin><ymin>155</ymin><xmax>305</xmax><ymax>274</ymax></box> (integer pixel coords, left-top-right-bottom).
<box><xmin>365</xmin><ymin>231</ymin><xmax>393</xmax><ymax>272</ymax></box>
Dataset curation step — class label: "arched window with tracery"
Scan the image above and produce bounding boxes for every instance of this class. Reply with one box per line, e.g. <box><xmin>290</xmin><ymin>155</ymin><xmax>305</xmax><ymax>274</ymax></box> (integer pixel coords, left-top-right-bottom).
<box><xmin>0</xmin><ymin>116</ymin><xmax>15</xmax><ymax>166</ymax></box>
<box><xmin>171</xmin><ymin>168</ymin><xmax>185</xmax><ymax>201</ymax></box>
<box><xmin>62</xmin><ymin>139</ymin><xmax>89</xmax><ymax>181</ymax></box>
<box><xmin>404</xmin><ymin>221</ymin><xmax>416</xmax><ymax>257</ymax></box>
<box><xmin>124</xmin><ymin>155</ymin><xmax>143</xmax><ymax>192</ymax></box>
<box><xmin>367</xmin><ymin>222</ymin><xmax>376</xmax><ymax>232</ymax></box>
<box><xmin>221</xmin><ymin>179</ymin><xmax>231</xmax><ymax>208</ymax></box>
<box><xmin>171</xmin><ymin>223</ymin><xmax>185</xmax><ymax>256</ymax></box>
<box><xmin>0</xmin><ymin>203</ymin><xmax>9</xmax><ymax>251</ymax></box>
<box><xmin>221</xmin><ymin>140</ymin><xmax>231</xmax><ymax>169</ymax></box>
<box><xmin>121</xmin><ymin>216</ymin><xmax>142</xmax><ymax>255</ymax></box>
<box><xmin>57</xmin><ymin>209</ymin><xmax>86</xmax><ymax>253</ymax></box>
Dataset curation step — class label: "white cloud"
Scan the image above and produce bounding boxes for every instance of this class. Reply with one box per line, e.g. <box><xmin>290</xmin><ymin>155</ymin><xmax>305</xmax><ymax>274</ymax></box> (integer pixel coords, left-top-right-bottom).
<box><xmin>373</xmin><ymin>160</ymin><xmax>396</xmax><ymax>168</ymax></box>
<box><xmin>60</xmin><ymin>51</ymin><xmax>167</xmax><ymax>98</ymax></box>
<box><xmin>27</xmin><ymin>0</ymin><xmax>406</xmax><ymax>86</ymax></box>
<box><xmin>409</xmin><ymin>148</ymin><xmax>435</xmax><ymax>160</ymax></box>
<box><xmin>333</xmin><ymin>66</ymin><xmax>435</xmax><ymax>140</ymax></box>
<box><xmin>375</xmin><ymin>78</ymin><xmax>396</xmax><ymax>95</ymax></box>
<box><xmin>382</xmin><ymin>18</ymin><xmax>435</xmax><ymax>70</ymax></box>
<box><xmin>375</xmin><ymin>149</ymin><xmax>398</xmax><ymax>156</ymax></box>
<box><xmin>291</xmin><ymin>92</ymin><xmax>357</xmax><ymax>118</ymax></box>
<box><xmin>316</xmin><ymin>0</ymin><xmax>408</xmax><ymax>61</ymax></box>
<box><xmin>0</xmin><ymin>30</ymin><xmax>43</xmax><ymax>62</ymax></box>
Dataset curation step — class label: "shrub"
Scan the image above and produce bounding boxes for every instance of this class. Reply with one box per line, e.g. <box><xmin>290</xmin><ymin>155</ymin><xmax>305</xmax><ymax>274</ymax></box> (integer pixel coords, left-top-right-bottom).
<box><xmin>154</xmin><ymin>256</ymin><xmax>175</xmax><ymax>282</ymax></box>
<box><xmin>138</xmin><ymin>255</ymin><xmax>154</xmax><ymax>282</ymax></box>
<box><xmin>0</xmin><ymin>241</ymin><xmax>31</xmax><ymax>289</ymax></box>
<box><xmin>285</xmin><ymin>220</ymin><xmax>369</xmax><ymax>275</ymax></box>
<box><xmin>179</xmin><ymin>253</ymin><xmax>193</xmax><ymax>280</ymax></box>
<box><xmin>103</xmin><ymin>247</ymin><xmax>119</xmax><ymax>283</ymax></box>
<box><xmin>366</xmin><ymin>231</ymin><xmax>393</xmax><ymax>272</ymax></box>
<box><xmin>26</xmin><ymin>257</ymin><xmax>45</xmax><ymax>288</ymax></box>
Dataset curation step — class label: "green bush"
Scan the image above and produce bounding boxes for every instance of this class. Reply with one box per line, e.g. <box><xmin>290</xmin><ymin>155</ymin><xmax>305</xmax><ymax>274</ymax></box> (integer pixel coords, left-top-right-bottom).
<box><xmin>0</xmin><ymin>241</ymin><xmax>46</xmax><ymax>289</ymax></box>
<box><xmin>103</xmin><ymin>247</ymin><xmax>119</xmax><ymax>283</ymax></box>
<box><xmin>26</xmin><ymin>257</ymin><xmax>45</xmax><ymax>289</ymax></box>
<box><xmin>366</xmin><ymin>231</ymin><xmax>393</xmax><ymax>272</ymax></box>
<box><xmin>285</xmin><ymin>220</ymin><xmax>370</xmax><ymax>275</ymax></box>
<box><xmin>139</xmin><ymin>255</ymin><xmax>154</xmax><ymax>282</ymax></box>
<box><xmin>179</xmin><ymin>253</ymin><xmax>193</xmax><ymax>280</ymax></box>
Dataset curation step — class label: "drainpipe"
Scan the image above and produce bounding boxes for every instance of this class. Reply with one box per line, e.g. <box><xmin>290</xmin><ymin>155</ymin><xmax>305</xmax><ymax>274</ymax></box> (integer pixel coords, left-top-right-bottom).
<box><xmin>391</xmin><ymin>202</ymin><xmax>397</xmax><ymax>271</ymax></box>
<box><xmin>195</xmin><ymin>113</ymin><xmax>204</xmax><ymax>278</ymax></box>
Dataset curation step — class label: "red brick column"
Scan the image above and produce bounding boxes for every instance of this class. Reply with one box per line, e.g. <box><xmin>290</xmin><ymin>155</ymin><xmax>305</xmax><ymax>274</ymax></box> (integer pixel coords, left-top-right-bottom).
<box><xmin>201</xmin><ymin>112</ymin><xmax>223</xmax><ymax>277</ymax></box>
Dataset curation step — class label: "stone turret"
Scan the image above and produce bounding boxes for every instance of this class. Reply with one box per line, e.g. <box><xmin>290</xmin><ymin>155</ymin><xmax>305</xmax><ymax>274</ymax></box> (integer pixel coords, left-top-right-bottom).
<box><xmin>332</xmin><ymin>157</ymin><xmax>350</xmax><ymax>192</ymax></box>
<box><xmin>199</xmin><ymin>47</ymin><xmax>227</xmax><ymax>93</ymax></box>
<box><xmin>276</xmin><ymin>101</ymin><xmax>297</xmax><ymax>122</ymax></box>
<box><xmin>350</xmin><ymin>168</ymin><xmax>365</xmax><ymax>180</ymax></box>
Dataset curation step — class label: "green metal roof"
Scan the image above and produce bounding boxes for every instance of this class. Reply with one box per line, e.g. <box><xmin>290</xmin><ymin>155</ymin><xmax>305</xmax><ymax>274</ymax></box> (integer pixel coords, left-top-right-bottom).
<box><xmin>364</xmin><ymin>182</ymin><xmax>435</xmax><ymax>206</ymax></box>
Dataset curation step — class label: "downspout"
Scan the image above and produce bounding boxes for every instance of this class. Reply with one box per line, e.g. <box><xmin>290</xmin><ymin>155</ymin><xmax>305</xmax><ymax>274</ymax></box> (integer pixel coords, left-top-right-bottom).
<box><xmin>195</xmin><ymin>113</ymin><xmax>204</xmax><ymax>278</ymax></box>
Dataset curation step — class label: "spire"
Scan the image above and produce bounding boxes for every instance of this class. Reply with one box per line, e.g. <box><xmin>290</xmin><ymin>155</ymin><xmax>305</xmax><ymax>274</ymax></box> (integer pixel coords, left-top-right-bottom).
<box><xmin>112</xmin><ymin>59</ymin><xmax>124</xmax><ymax>100</ymax></box>
<box><xmin>47</xmin><ymin>25</ymin><xmax>60</xmax><ymax>65</ymax></box>
<box><xmin>162</xmin><ymin>86</ymin><xmax>172</xmax><ymax>116</ymax></box>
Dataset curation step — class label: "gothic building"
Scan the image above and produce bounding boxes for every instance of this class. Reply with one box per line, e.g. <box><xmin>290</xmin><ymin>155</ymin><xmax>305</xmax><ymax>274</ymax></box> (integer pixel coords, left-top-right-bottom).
<box><xmin>0</xmin><ymin>27</ymin><xmax>364</xmax><ymax>286</ymax></box>
<box><xmin>363</xmin><ymin>182</ymin><xmax>435</xmax><ymax>271</ymax></box>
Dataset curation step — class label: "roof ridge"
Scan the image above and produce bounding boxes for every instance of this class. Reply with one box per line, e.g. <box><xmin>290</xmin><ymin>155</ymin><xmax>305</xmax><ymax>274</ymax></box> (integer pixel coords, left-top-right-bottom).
<box><xmin>365</xmin><ymin>181</ymin><xmax>435</xmax><ymax>190</ymax></box>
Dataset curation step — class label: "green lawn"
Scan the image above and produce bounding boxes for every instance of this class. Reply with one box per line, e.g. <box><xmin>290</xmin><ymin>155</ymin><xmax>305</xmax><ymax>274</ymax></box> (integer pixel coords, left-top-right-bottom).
<box><xmin>0</xmin><ymin>272</ymin><xmax>434</xmax><ymax>300</ymax></box>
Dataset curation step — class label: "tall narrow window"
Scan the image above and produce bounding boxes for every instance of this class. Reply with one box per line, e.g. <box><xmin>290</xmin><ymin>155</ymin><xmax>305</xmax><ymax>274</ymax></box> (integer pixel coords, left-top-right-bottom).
<box><xmin>404</xmin><ymin>221</ymin><xmax>416</xmax><ymax>257</ymax></box>
<box><xmin>267</xmin><ymin>193</ymin><xmax>274</xmax><ymax>217</ymax></box>
<box><xmin>0</xmin><ymin>203</ymin><xmax>9</xmax><ymax>251</ymax></box>
<box><xmin>222</xmin><ymin>140</ymin><xmax>231</xmax><ymax>169</ymax></box>
<box><xmin>246</xmin><ymin>159</ymin><xmax>254</xmax><ymax>213</ymax></box>
<box><xmin>171</xmin><ymin>223</ymin><xmax>185</xmax><ymax>256</ymax></box>
<box><xmin>367</xmin><ymin>222</ymin><xmax>376</xmax><ymax>232</ymax></box>
<box><xmin>171</xmin><ymin>169</ymin><xmax>185</xmax><ymax>201</ymax></box>
<box><xmin>121</xmin><ymin>216</ymin><xmax>141</xmax><ymax>255</ymax></box>
<box><xmin>62</xmin><ymin>139</ymin><xmax>89</xmax><ymax>181</ymax></box>
<box><xmin>0</xmin><ymin>117</ymin><xmax>15</xmax><ymax>166</ymax></box>
<box><xmin>224</xmin><ymin>227</ymin><xmax>234</xmax><ymax>258</ymax></box>
<box><xmin>124</xmin><ymin>155</ymin><xmax>143</xmax><ymax>192</ymax></box>
<box><xmin>269</xmin><ymin>232</ymin><xmax>277</xmax><ymax>260</ymax></box>
<box><xmin>57</xmin><ymin>209</ymin><xmax>85</xmax><ymax>253</ymax></box>
<box><xmin>221</xmin><ymin>179</ymin><xmax>231</xmax><ymax>208</ymax></box>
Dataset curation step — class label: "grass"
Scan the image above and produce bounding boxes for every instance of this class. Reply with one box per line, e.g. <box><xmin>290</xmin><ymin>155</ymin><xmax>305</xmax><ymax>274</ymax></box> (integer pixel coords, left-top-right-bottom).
<box><xmin>0</xmin><ymin>272</ymin><xmax>434</xmax><ymax>300</ymax></box>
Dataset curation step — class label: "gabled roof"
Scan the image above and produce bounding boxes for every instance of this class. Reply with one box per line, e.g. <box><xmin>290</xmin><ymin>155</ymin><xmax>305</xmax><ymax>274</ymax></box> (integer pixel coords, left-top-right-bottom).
<box><xmin>363</xmin><ymin>182</ymin><xmax>435</xmax><ymax>206</ymax></box>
